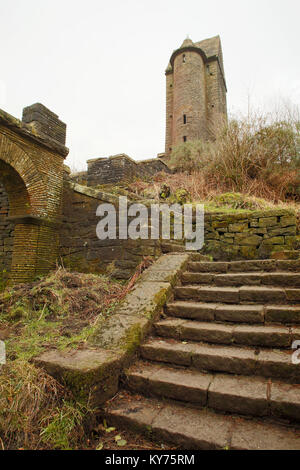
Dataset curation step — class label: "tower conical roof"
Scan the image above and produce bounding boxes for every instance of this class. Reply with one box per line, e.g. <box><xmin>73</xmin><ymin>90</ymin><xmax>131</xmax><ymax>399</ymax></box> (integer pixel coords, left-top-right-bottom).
<box><xmin>180</xmin><ymin>37</ymin><xmax>194</xmax><ymax>48</ymax></box>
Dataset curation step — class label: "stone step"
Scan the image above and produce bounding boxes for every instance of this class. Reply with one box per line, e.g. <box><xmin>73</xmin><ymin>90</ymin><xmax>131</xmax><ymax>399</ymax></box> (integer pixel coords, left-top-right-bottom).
<box><xmin>166</xmin><ymin>301</ymin><xmax>300</xmax><ymax>324</ymax></box>
<box><xmin>174</xmin><ymin>285</ymin><xmax>300</xmax><ymax>304</ymax></box>
<box><xmin>154</xmin><ymin>318</ymin><xmax>299</xmax><ymax>348</ymax></box>
<box><xmin>126</xmin><ymin>362</ymin><xmax>300</xmax><ymax>422</ymax></box>
<box><xmin>188</xmin><ymin>259</ymin><xmax>300</xmax><ymax>274</ymax></box>
<box><xmin>161</xmin><ymin>242</ymin><xmax>185</xmax><ymax>253</ymax></box>
<box><xmin>181</xmin><ymin>272</ymin><xmax>300</xmax><ymax>287</ymax></box>
<box><xmin>105</xmin><ymin>393</ymin><xmax>300</xmax><ymax>449</ymax></box>
<box><xmin>141</xmin><ymin>339</ymin><xmax>300</xmax><ymax>382</ymax></box>
<box><xmin>167</xmin><ymin>301</ymin><xmax>263</xmax><ymax>323</ymax></box>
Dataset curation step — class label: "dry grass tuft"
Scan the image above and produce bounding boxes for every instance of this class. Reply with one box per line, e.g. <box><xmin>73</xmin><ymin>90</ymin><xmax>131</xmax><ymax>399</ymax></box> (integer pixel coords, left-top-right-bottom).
<box><xmin>0</xmin><ymin>360</ymin><xmax>85</xmax><ymax>449</ymax></box>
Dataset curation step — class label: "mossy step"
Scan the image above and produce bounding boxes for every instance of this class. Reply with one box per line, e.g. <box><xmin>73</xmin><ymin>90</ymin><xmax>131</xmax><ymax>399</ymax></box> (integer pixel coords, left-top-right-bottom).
<box><xmin>181</xmin><ymin>272</ymin><xmax>300</xmax><ymax>287</ymax></box>
<box><xmin>188</xmin><ymin>259</ymin><xmax>300</xmax><ymax>274</ymax></box>
<box><xmin>105</xmin><ymin>393</ymin><xmax>300</xmax><ymax>450</ymax></box>
<box><xmin>154</xmin><ymin>318</ymin><xmax>299</xmax><ymax>348</ymax></box>
<box><xmin>141</xmin><ymin>339</ymin><xmax>300</xmax><ymax>382</ymax></box>
<box><xmin>126</xmin><ymin>362</ymin><xmax>300</xmax><ymax>422</ymax></box>
<box><xmin>175</xmin><ymin>285</ymin><xmax>300</xmax><ymax>304</ymax></box>
<box><xmin>166</xmin><ymin>301</ymin><xmax>300</xmax><ymax>325</ymax></box>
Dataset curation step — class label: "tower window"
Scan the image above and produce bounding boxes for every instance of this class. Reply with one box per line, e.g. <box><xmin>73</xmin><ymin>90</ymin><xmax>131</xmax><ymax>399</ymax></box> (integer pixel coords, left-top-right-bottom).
<box><xmin>183</xmin><ymin>136</ymin><xmax>187</xmax><ymax>142</ymax></box>
<box><xmin>183</xmin><ymin>54</ymin><xmax>186</xmax><ymax>63</ymax></box>
<box><xmin>183</xmin><ymin>114</ymin><xmax>187</xmax><ymax>124</ymax></box>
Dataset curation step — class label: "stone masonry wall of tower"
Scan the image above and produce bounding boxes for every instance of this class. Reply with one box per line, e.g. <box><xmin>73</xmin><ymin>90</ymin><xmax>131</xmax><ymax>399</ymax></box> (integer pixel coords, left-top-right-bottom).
<box><xmin>165</xmin><ymin>36</ymin><xmax>227</xmax><ymax>155</ymax></box>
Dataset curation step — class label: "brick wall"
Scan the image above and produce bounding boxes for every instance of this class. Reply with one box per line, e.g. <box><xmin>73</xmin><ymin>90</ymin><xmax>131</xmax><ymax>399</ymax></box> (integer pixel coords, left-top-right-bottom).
<box><xmin>0</xmin><ymin>105</ymin><xmax>68</xmax><ymax>283</ymax></box>
<box><xmin>0</xmin><ymin>180</ymin><xmax>14</xmax><ymax>280</ymax></box>
<box><xmin>22</xmin><ymin>103</ymin><xmax>66</xmax><ymax>145</ymax></box>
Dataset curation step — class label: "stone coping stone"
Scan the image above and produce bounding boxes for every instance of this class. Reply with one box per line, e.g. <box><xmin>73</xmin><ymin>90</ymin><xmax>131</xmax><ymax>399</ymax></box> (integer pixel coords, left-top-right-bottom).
<box><xmin>34</xmin><ymin>349</ymin><xmax>122</xmax><ymax>407</ymax></box>
<box><xmin>207</xmin><ymin>209</ymin><xmax>296</xmax><ymax>222</ymax></box>
<box><xmin>70</xmin><ymin>182</ymin><xmax>120</xmax><ymax>204</ymax></box>
<box><xmin>33</xmin><ymin>253</ymin><xmax>189</xmax><ymax>407</ymax></box>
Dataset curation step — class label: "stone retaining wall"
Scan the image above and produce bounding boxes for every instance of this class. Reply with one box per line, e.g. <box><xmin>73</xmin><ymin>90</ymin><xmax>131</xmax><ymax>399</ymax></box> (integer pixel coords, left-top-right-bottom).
<box><xmin>59</xmin><ymin>181</ymin><xmax>161</xmax><ymax>279</ymax></box>
<box><xmin>203</xmin><ymin>210</ymin><xmax>299</xmax><ymax>260</ymax></box>
<box><xmin>60</xmin><ymin>182</ymin><xmax>299</xmax><ymax>276</ymax></box>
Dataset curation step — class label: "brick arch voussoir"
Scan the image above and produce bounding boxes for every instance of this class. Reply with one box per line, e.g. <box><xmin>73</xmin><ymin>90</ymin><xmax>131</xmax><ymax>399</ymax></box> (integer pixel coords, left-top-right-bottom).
<box><xmin>0</xmin><ymin>132</ymin><xmax>47</xmax><ymax>216</ymax></box>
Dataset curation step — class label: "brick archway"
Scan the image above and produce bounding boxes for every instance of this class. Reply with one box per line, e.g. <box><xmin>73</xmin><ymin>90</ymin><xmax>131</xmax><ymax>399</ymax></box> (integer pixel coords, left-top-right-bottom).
<box><xmin>0</xmin><ymin>138</ymin><xmax>46</xmax><ymax>216</ymax></box>
<box><xmin>0</xmin><ymin>104</ymin><xmax>68</xmax><ymax>283</ymax></box>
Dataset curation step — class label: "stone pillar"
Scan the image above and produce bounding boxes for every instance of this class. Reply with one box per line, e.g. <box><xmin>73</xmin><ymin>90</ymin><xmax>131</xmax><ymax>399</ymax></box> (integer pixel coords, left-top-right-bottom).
<box><xmin>22</xmin><ymin>103</ymin><xmax>66</xmax><ymax>145</ymax></box>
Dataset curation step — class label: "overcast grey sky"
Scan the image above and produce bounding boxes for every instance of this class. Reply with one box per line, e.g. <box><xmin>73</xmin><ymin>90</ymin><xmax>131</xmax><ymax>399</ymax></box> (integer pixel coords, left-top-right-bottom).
<box><xmin>1</xmin><ymin>0</ymin><xmax>299</xmax><ymax>170</ymax></box>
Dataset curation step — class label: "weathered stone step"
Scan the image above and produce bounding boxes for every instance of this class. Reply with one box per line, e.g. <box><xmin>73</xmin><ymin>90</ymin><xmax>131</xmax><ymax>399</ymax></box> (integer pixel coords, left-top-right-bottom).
<box><xmin>154</xmin><ymin>318</ymin><xmax>299</xmax><ymax>348</ymax></box>
<box><xmin>141</xmin><ymin>339</ymin><xmax>300</xmax><ymax>382</ymax></box>
<box><xmin>181</xmin><ymin>272</ymin><xmax>300</xmax><ymax>287</ymax></box>
<box><xmin>126</xmin><ymin>362</ymin><xmax>300</xmax><ymax>421</ymax></box>
<box><xmin>105</xmin><ymin>393</ymin><xmax>300</xmax><ymax>449</ymax></box>
<box><xmin>174</xmin><ymin>285</ymin><xmax>300</xmax><ymax>304</ymax></box>
<box><xmin>188</xmin><ymin>259</ymin><xmax>300</xmax><ymax>274</ymax></box>
<box><xmin>166</xmin><ymin>301</ymin><xmax>300</xmax><ymax>324</ymax></box>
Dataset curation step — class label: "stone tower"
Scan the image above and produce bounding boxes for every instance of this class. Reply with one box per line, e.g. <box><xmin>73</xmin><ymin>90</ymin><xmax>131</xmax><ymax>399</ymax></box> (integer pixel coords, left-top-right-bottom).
<box><xmin>165</xmin><ymin>35</ymin><xmax>227</xmax><ymax>155</ymax></box>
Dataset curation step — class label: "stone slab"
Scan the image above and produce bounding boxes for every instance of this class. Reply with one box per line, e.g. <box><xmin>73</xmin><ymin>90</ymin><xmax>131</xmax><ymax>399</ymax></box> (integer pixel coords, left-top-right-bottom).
<box><xmin>166</xmin><ymin>301</ymin><xmax>217</xmax><ymax>321</ymax></box>
<box><xmin>208</xmin><ymin>374</ymin><xmax>268</xmax><ymax>416</ymax></box>
<box><xmin>215</xmin><ymin>305</ymin><xmax>264</xmax><ymax>324</ymax></box>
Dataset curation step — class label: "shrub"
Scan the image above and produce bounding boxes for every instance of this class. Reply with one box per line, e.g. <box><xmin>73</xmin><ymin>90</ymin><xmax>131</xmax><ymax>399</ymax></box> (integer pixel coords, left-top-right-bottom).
<box><xmin>169</xmin><ymin>110</ymin><xmax>300</xmax><ymax>202</ymax></box>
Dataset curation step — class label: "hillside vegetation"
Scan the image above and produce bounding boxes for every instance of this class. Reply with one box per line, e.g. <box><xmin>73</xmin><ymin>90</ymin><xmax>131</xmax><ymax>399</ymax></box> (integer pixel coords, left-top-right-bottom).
<box><xmin>168</xmin><ymin>111</ymin><xmax>300</xmax><ymax>203</ymax></box>
<box><xmin>125</xmin><ymin>109</ymin><xmax>300</xmax><ymax>210</ymax></box>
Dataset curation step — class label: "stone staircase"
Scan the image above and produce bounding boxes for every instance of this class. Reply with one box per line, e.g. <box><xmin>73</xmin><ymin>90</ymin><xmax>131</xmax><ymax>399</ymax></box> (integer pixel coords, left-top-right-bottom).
<box><xmin>105</xmin><ymin>257</ymin><xmax>300</xmax><ymax>450</ymax></box>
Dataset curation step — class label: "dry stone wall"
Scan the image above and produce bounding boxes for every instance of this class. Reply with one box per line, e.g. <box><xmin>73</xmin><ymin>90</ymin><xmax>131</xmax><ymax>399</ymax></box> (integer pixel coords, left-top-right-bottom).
<box><xmin>203</xmin><ymin>210</ymin><xmax>299</xmax><ymax>260</ymax></box>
